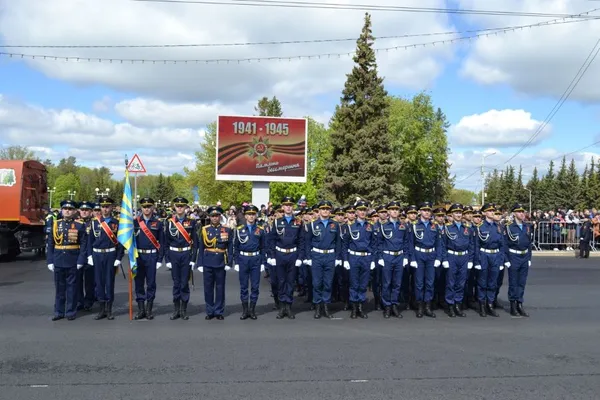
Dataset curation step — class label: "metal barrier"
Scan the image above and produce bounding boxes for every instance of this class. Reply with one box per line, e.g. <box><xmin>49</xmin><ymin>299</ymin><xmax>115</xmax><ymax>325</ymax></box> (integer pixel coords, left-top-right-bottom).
<box><xmin>533</xmin><ymin>221</ymin><xmax>598</xmax><ymax>252</ymax></box>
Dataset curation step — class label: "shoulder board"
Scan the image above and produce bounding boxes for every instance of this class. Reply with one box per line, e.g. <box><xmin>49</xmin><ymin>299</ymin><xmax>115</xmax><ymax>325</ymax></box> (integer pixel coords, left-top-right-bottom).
<box><xmin>46</xmin><ymin>214</ymin><xmax>54</xmax><ymax>220</ymax></box>
<box><xmin>56</xmin><ymin>218</ymin><xmax>63</xmax><ymax>222</ymax></box>
<box><xmin>445</xmin><ymin>222</ymin><xmax>452</xmax><ymax>226</ymax></box>
<box><xmin>411</xmin><ymin>220</ymin><xmax>417</xmax><ymax>225</ymax></box>
<box><xmin>464</xmin><ymin>222</ymin><xmax>471</xmax><ymax>228</ymax></box>
<box><xmin>505</xmin><ymin>220</ymin><xmax>512</xmax><ymax>226</ymax></box>
<box><xmin>237</xmin><ymin>225</ymin><xmax>244</xmax><ymax>230</ymax></box>
<box><xmin>295</xmin><ymin>216</ymin><xmax>302</xmax><ymax>221</ymax></box>
<box><xmin>75</xmin><ymin>219</ymin><xmax>84</xmax><ymax>223</ymax></box>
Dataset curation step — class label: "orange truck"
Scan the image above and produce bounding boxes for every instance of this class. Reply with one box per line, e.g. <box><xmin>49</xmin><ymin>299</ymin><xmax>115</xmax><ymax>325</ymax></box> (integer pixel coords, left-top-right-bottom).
<box><xmin>0</xmin><ymin>160</ymin><xmax>48</xmax><ymax>260</ymax></box>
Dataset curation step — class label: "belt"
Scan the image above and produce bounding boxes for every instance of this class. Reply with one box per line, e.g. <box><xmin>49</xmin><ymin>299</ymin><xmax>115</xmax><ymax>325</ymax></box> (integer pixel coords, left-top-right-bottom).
<box><xmin>448</xmin><ymin>250</ymin><xmax>468</xmax><ymax>256</ymax></box>
<box><xmin>169</xmin><ymin>246</ymin><xmax>191</xmax><ymax>252</ymax></box>
<box><xmin>415</xmin><ymin>246</ymin><xmax>435</xmax><ymax>253</ymax></box>
<box><xmin>240</xmin><ymin>251</ymin><xmax>260</xmax><ymax>257</ymax></box>
<box><xmin>93</xmin><ymin>247</ymin><xmax>116</xmax><ymax>253</ymax></box>
<box><xmin>312</xmin><ymin>247</ymin><xmax>335</xmax><ymax>254</ymax></box>
<box><xmin>276</xmin><ymin>246</ymin><xmax>297</xmax><ymax>253</ymax></box>
<box><xmin>349</xmin><ymin>250</ymin><xmax>371</xmax><ymax>256</ymax></box>
<box><xmin>205</xmin><ymin>248</ymin><xmax>225</xmax><ymax>253</ymax></box>
<box><xmin>509</xmin><ymin>248</ymin><xmax>528</xmax><ymax>255</ymax></box>
<box><xmin>55</xmin><ymin>245</ymin><xmax>80</xmax><ymax>250</ymax></box>
<box><xmin>138</xmin><ymin>249</ymin><xmax>157</xmax><ymax>254</ymax></box>
<box><xmin>480</xmin><ymin>248</ymin><xmax>500</xmax><ymax>254</ymax></box>
<box><xmin>383</xmin><ymin>250</ymin><xmax>403</xmax><ymax>256</ymax></box>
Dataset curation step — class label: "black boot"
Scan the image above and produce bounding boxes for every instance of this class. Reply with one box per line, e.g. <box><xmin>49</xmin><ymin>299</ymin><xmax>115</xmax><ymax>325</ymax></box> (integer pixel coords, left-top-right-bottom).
<box><xmin>313</xmin><ymin>303</ymin><xmax>321</xmax><ymax>319</ymax></box>
<box><xmin>273</xmin><ymin>297</ymin><xmax>280</xmax><ymax>311</ymax></box>
<box><xmin>322</xmin><ymin>303</ymin><xmax>332</xmax><ymax>319</ymax></box>
<box><xmin>170</xmin><ymin>300</ymin><xmax>181</xmax><ymax>320</ymax></box>
<box><xmin>146</xmin><ymin>301</ymin><xmax>154</xmax><ymax>320</ymax></box>
<box><xmin>424</xmin><ymin>302</ymin><xmax>436</xmax><ymax>318</ymax></box>
<box><xmin>374</xmin><ymin>295</ymin><xmax>382</xmax><ymax>311</ymax></box>
<box><xmin>391</xmin><ymin>304</ymin><xmax>402</xmax><ymax>318</ymax></box>
<box><xmin>383</xmin><ymin>306</ymin><xmax>391</xmax><ymax>319</ymax></box>
<box><xmin>492</xmin><ymin>298</ymin><xmax>499</xmax><ymax>309</ymax></box>
<box><xmin>240</xmin><ymin>302</ymin><xmax>249</xmax><ymax>320</ymax></box>
<box><xmin>287</xmin><ymin>304</ymin><xmax>295</xmax><ymax>320</ymax></box>
<box><xmin>358</xmin><ymin>302</ymin><xmax>368</xmax><ymax>319</ymax></box>
<box><xmin>94</xmin><ymin>302</ymin><xmax>106</xmax><ymax>320</ymax></box>
<box><xmin>416</xmin><ymin>302</ymin><xmax>424</xmax><ymax>318</ymax></box>
<box><xmin>447</xmin><ymin>304</ymin><xmax>456</xmax><ymax>318</ymax></box>
<box><xmin>454</xmin><ymin>303</ymin><xmax>466</xmax><ymax>317</ymax></box>
<box><xmin>180</xmin><ymin>301</ymin><xmax>189</xmax><ymax>320</ymax></box>
<box><xmin>134</xmin><ymin>301</ymin><xmax>146</xmax><ymax>320</ymax></box>
<box><xmin>432</xmin><ymin>294</ymin><xmax>439</xmax><ymax>310</ymax></box>
<box><xmin>249</xmin><ymin>302</ymin><xmax>258</xmax><ymax>320</ymax></box>
<box><xmin>486</xmin><ymin>300</ymin><xmax>499</xmax><ymax>317</ymax></box>
<box><xmin>510</xmin><ymin>301</ymin><xmax>519</xmax><ymax>317</ymax></box>
<box><xmin>350</xmin><ymin>302</ymin><xmax>357</xmax><ymax>319</ymax></box>
<box><xmin>478</xmin><ymin>301</ymin><xmax>487</xmax><ymax>317</ymax></box>
<box><xmin>106</xmin><ymin>301</ymin><xmax>114</xmax><ymax>320</ymax></box>
<box><xmin>517</xmin><ymin>302</ymin><xmax>529</xmax><ymax>317</ymax></box>
<box><xmin>276</xmin><ymin>303</ymin><xmax>286</xmax><ymax>319</ymax></box>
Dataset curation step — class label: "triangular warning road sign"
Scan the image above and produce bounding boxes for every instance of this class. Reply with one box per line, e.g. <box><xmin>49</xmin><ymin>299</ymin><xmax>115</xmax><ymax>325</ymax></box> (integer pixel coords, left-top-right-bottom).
<box><xmin>127</xmin><ymin>154</ymin><xmax>146</xmax><ymax>173</ymax></box>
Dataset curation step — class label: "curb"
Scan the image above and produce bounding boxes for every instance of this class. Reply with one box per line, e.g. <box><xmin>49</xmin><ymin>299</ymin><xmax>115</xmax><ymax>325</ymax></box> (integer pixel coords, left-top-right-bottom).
<box><xmin>532</xmin><ymin>251</ymin><xmax>599</xmax><ymax>258</ymax></box>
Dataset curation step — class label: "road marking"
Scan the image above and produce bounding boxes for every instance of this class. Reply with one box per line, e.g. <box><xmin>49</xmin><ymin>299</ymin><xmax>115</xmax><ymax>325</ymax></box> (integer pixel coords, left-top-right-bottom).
<box><xmin>30</xmin><ymin>385</ymin><xmax>48</xmax><ymax>388</ymax></box>
<box><xmin>350</xmin><ymin>380</ymin><xmax>369</xmax><ymax>383</ymax></box>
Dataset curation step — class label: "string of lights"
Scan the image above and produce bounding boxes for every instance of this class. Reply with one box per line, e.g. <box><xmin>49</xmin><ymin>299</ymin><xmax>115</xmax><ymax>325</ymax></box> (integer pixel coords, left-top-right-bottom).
<box><xmin>0</xmin><ymin>18</ymin><xmax>590</xmax><ymax>65</ymax></box>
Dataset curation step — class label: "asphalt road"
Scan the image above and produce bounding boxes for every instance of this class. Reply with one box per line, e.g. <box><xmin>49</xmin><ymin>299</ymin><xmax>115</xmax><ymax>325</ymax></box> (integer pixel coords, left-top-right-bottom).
<box><xmin>1</xmin><ymin>254</ymin><xmax>599</xmax><ymax>400</ymax></box>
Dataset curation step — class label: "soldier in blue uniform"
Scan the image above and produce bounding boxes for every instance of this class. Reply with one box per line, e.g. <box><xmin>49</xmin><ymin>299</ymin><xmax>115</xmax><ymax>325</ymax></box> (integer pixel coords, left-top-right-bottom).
<box><xmin>441</xmin><ymin>204</ymin><xmax>474</xmax><ymax>318</ymax></box>
<box><xmin>75</xmin><ymin>201</ymin><xmax>95</xmax><ymax>311</ymax></box>
<box><xmin>433</xmin><ymin>207</ymin><xmax>447</xmax><ymax>310</ymax></box>
<box><xmin>377</xmin><ymin>201</ymin><xmax>412</xmax><ymax>319</ymax></box>
<box><xmin>268</xmin><ymin>196</ymin><xmax>305</xmax><ymax>319</ymax></box>
<box><xmin>504</xmin><ymin>203</ymin><xmax>532</xmax><ymax>317</ymax></box>
<box><xmin>198</xmin><ymin>206</ymin><xmax>233</xmax><ymax>320</ymax></box>
<box><xmin>474</xmin><ymin>203</ymin><xmax>505</xmax><ymax>317</ymax></box>
<box><xmin>133</xmin><ymin>197</ymin><xmax>165</xmax><ymax>320</ymax></box>
<box><xmin>410</xmin><ymin>201</ymin><xmax>442</xmax><ymax>318</ymax></box>
<box><xmin>338</xmin><ymin>204</ymin><xmax>355</xmax><ymax>311</ymax></box>
<box><xmin>401</xmin><ymin>205</ymin><xmax>418</xmax><ymax>309</ymax></box>
<box><xmin>88</xmin><ymin>197</ymin><xmax>124</xmax><ymax>320</ymax></box>
<box><xmin>343</xmin><ymin>200</ymin><xmax>377</xmax><ymax>319</ymax></box>
<box><xmin>301</xmin><ymin>206</ymin><xmax>316</xmax><ymax>308</ymax></box>
<box><xmin>304</xmin><ymin>200</ymin><xmax>342</xmax><ymax>319</ymax></box>
<box><xmin>47</xmin><ymin>200</ymin><xmax>88</xmax><ymax>320</ymax></box>
<box><xmin>165</xmin><ymin>197</ymin><xmax>198</xmax><ymax>321</ymax></box>
<box><xmin>233</xmin><ymin>205</ymin><xmax>266</xmax><ymax>320</ymax></box>
<box><xmin>332</xmin><ymin>207</ymin><xmax>346</xmax><ymax>304</ymax></box>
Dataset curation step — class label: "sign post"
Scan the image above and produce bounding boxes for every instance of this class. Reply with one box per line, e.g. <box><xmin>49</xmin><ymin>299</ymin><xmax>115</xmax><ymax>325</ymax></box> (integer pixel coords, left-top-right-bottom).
<box><xmin>126</xmin><ymin>154</ymin><xmax>147</xmax><ymax>212</ymax></box>
<box><xmin>215</xmin><ymin>115</ymin><xmax>308</xmax><ymax>207</ymax></box>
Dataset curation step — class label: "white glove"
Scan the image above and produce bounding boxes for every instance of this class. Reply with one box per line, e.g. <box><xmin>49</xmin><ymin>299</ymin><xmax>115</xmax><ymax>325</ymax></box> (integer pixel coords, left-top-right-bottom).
<box><xmin>335</xmin><ymin>260</ymin><xmax>342</xmax><ymax>267</ymax></box>
<box><xmin>260</xmin><ymin>264</ymin><xmax>265</xmax><ymax>272</ymax></box>
<box><xmin>87</xmin><ymin>256</ymin><xmax>93</xmax><ymax>266</ymax></box>
<box><xmin>528</xmin><ymin>260</ymin><xmax>531</xmax><ymax>267</ymax></box>
<box><xmin>156</xmin><ymin>262</ymin><xmax>162</xmax><ymax>270</ymax></box>
<box><xmin>269</xmin><ymin>258</ymin><xmax>277</xmax><ymax>266</ymax></box>
<box><xmin>410</xmin><ymin>261</ymin><xmax>417</xmax><ymax>268</ymax></box>
<box><xmin>189</xmin><ymin>262</ymin><xmax>195</xmax><ymax>268</ymax></box>
<box><xmin>295</xmin><ymin>259</ymin><xmax>302</xmax><ymax>267</ymax></box>
<box><xmin>114</xmin><ymin>260</ymin><xmax>121</xmax><ymax>267</ymax></box>
<box><xmin>434</xmin><ymin>260</ymin><xmax>441</xmax><ymax>268</ymax></box>
<box><xmin>225</xmin><ymin>265</ymin><xmax>231</xmax><ymax>271</ymax></box>
<box><xmin>47</xmin><ymin>264</ymin><xmax>54</xmax><ymax>272</ymax></box>
<box><xmin>499</xmin><ymin>265</ymin><xmax>504</xmax><ymax>271</ymax></box>
<box><xmin>378</xmin><ymin>259</ymin><xmax>385</xmax><ymax>267</ymax></box>
<box><xmin>305</xmin><ymin>260</ymin><xmax>312</xmax><ymax>266</ymax></box>
<box><xmin>442</xmin><ymin>261</ymin><xmax>449</xmax><ymax>269</ymax></box>
<box><xmin>467</xmin><ymin>262</ymin><xmax>473</xmax><ymax>270</ymax></box>
<box><xmin>197</xmin><ymin>266</ymin><xmax>204</xmax><ymax>272</ymax></box>
<box><xmin>166</xmin><ymin>262</ymin><xmax>172</xmax><ymax>269</ymax></box>
<box><xmin>370</xmin><ymin>261</ymin><xmax>376</xmax><ymax>270</ymax></box>
<box><xmin>504</xmin><ymin>262</ymin><xmax>511</xmax><ymax>268</ymax></box>
<box><xmin>77</xmin><ymin>264</ymin><xmax>83</xmax><ymax>270</ymax></box>
<box><xmin>475</xmin><ymin>265</ymin><xmax>481</xmax><ymax>270</ymax></box>
<box><xmin>234</xmin><ymin>264</ymin><xmax>239</xmax><ymax>272</ymax></box>
<box><xmin>403</xmin><ymin>258</ymin><xmax>408</xmax><ymax>267</ymax></box>
<box><xmin>343</xmin><ymin>261</ymin><xmax>350</xmax><ymax>270</ymax></box>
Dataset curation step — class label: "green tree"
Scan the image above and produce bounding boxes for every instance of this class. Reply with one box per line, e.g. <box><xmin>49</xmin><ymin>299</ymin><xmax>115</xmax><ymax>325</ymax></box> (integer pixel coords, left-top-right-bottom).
<box><xmin>514</xmin><ymin>165</ymin><xmax>527</xmax><ymax>205</ymax></box>
<box><xmin>539</xmin><ymin>160</ymin><xmax>556</xmax><ymax>210</ymax></box>
<box><xmin>324</xmin><ymin>13</ymin><xmax>401</xmax><ymax>205</ymax></box>
<box><xmin>564</xmin><ymin>158</ymin><xmax>580</xmax><ymax>209</ymax></box>
<box><xmin>0</xmin><ymin>145</ymin><xmax>40</xmax><ymax>161</ymax></box>
<box><xmin>578</xmin><ymin>165</ymin><xmax>589</xmax><ymax>209</ymax></box>
<box><xmin>255</xmin><ymin>96</ymin><xmax>283</xmax><ymax>117</ymax></box>
<box><xmin>448</xmin><ymin>188</ymin><xmax>476</xmax><ymax>205</ymax></box>
<box><xmin>53</xmin><ymin>173</ymin><xmax>81</xmax><ymax>207</ymax></box>
<box><xmin>170</xmin><ymin>173</ymin><xmax>194</xmax><ymax>202</ymax></box>
<box><xmin>555</xmin><ymin>156</ymin><xmax>569</xmax><ymax>207</ymax></box>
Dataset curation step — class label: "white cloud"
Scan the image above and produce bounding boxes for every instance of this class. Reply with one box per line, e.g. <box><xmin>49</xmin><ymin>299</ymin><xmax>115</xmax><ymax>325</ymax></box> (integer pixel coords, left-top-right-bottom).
<box><xmin>0</xmin><ymin>0</ymin><xmax>455</xmax><ymax>106</ymax></box>
<box><xmin>458</xmin><ymin>0</ymin><xmax>600</xmax><ymax>101</ymax></box>
<box><xmin>92</xmin><ymin>95</ymin><xmax>112</xmax><ymax>113</ymax></box>
<box><xmin>450</xmin><ymin>109</ymin><xmax>550</xmax><ymax>147</ymax></box>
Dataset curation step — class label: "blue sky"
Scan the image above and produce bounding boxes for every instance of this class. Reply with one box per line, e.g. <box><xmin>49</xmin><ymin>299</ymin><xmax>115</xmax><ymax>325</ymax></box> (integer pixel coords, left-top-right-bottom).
<box><xmin>1</xmin><ymin>0</ymin><xmax>600</xmax><ymax>194</ymax></box>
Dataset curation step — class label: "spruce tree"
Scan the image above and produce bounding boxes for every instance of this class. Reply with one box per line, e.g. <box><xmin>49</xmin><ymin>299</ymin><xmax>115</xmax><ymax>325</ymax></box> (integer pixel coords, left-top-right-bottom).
<box><xmin>555</xmin><ymin>156</ymin><xmax>569</xmax><ymax>207</ymax></box>
<box><xmin>564</xmin><ymin>158</ymin><xmax>580</xmax><ymax>209</ymax></box>
<box><xmin>526</xmin><ymin>167</ymin><xmax>540</xmax><ymax>210</ymax></box>
<box><xmin>324</xmin><ymin>13</ymin><xmax>400</xmax><ymax>205</ymax></box>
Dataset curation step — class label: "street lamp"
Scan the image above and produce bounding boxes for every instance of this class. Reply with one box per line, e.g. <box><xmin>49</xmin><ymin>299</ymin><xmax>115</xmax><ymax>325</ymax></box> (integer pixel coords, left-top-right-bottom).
<box><xmin>95</xmin><ymin>187</ymin><xmax>111</xmax><ymax>198</ymax></box>
<box><xmin>47</xmin><ymin>186</ymin><xmax>56</xmax><ymax>208</ymax></box>
<box><xmin>481</xmin><ymin>152</ymin><xmax>497</xmax><ymax>204</ymax></box>
<box><xmin>68</xmin><ymin>190</ymin><xmax>77</xmax><ymax>200</ymax></box>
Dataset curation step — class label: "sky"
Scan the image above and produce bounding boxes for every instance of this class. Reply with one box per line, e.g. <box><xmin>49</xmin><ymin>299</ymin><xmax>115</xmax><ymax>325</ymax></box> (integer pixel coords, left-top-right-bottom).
<box><xmin>1</xmin><ymin>0</ymin><xmax>600</xmax><ymax>194</ymax></box>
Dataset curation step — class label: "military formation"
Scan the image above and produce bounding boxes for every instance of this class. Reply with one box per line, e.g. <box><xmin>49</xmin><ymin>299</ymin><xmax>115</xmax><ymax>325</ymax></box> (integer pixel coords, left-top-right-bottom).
<box><xmin>46</xmin><ymin>195</ymin><xmax>534</xmax><ymax>321</ymax></box>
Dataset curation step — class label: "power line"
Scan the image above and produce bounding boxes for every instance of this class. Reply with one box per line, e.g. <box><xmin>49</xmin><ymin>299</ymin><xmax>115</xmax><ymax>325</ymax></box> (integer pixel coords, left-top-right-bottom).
<box><xmin>0</xmin><ymin>19</ymin><xmax>587</xmax><ymax>64</ymax></box>
<box><xmin>1</xmin><ymin>16</ymin><xmax>591</xmax><ymax>49</ymax></box>
<box><xmin>495</xmin><ymin>37</ymin><xmax>600</xmax><ymax>168</ymax></box>
<box><xmin>128</xmin><ymin>0</ymin><xmax>600</xmax><ymax>19</ymax></box>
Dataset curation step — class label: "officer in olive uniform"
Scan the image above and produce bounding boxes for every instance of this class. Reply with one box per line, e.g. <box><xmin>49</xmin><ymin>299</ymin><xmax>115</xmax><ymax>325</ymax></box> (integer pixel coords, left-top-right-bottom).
<box><xmin>133</xmin><ymin>197</ymin><xmax>165</xmax><ymax>320</ymax></box>
<box><xmin>47</xmin><ymin>200</ymin><xmax>89</xmax><ymax>320</ymax></box>
<box><xmin>504</xmin><ymin>203</ymin><xmax>532</xmax><ymax>317</ymax></box>
<box><xmin>233</xmin><ymin>205</ymin><xmax>266</xmax><ymax>320</ymax></box>
<box><xmin>198</xmin><ymin>206</ymin><xmax>233</xmax><ymax>320</ymax></box>
<box><xmin>88</xmin><ymin>197</ymin><xmax>124</xmax><ymax>320</ymax></box>
<box><xmin>76</xmin><ymin>201</ymin><xmax>95</xmax><ymax>311</ymax></box>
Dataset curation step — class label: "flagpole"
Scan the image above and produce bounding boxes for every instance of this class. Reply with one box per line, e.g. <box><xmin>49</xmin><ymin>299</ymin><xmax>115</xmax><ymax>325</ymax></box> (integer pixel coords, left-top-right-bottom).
<box><xmin>124</xmin><ymin>155</ymin><xmax>134</xmax><ymax>322</ymax></box>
